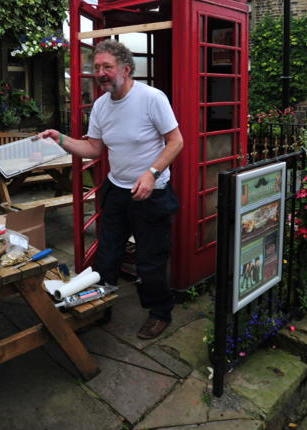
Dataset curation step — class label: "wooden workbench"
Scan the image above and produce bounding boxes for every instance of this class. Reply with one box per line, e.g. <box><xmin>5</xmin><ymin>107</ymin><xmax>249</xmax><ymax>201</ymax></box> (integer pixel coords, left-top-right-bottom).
<box><xmin>0</xmin><ymin>248</ymin><xmax>117</xmax><ymax>380</ymax></box>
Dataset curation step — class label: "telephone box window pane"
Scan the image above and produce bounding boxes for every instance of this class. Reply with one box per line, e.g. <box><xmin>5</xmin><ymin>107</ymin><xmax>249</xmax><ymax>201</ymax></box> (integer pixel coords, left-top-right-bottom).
<box><xmin>199</xmin><ymin>166</ymin><xmax>205</xmax><ymax>192</ymax></box>
<box><xmin>203</xmin><ymin>218</ymin><xmax>217</xmax><ymax>244</ymax></box>
<box><xmin>134</xmin><ymin>57</ymin><xmax>148</xmax><ymax>77</ymax></box>
<box><xmin>199</xmin><ymin>107</ymin><xmax>206</xmax><ymax>133</ymax></box>
<box><xmin>206</xmin><ymin>161</ymin><xmax>232</xmax><ymax>188</ymax></box>
<box><xmin>197</xmin><ymin>218</ymin><xmax>217</xmax><ymax>248</ymax></box>
<box><xmin>208</xmin><ymin>47</ymin><xmax>233</xmax><ymax>69</ymax></box>
<box><xmin>207</xmin><ymin>106</ymin><xmax>233</xmax><ymax>131</ymax></box>
<box><xmin>199</xmin><ymin>47</ymin><xmax>206</xmax><ymax>73</ymax></box>
<box><xmin>208</xmin><ymin>18</ymin><xmax>235</xmax><ymax>45</ymax></box>
<box><xmin>200</xmin><ymin>77</ymin><xmax>206</xmax><ymax>103</ymax></box>
<box><xmin>199</xmin><ymin>136</ymin><xmax>205</xmax><ymax>162</ymax></box>
<box><xmin>82</xmin><ymin>108</ymin><xmax>91</xmax><ymax>135</ymax></box>
<box><xmin>207</xmin><ymin>77</ymin><xmax>239</xmax><ymax>102</ymax></box>
<box><xmin>81</xmin><ymin>46</ymin><xmax>93</xmax><ymax>74</ymax></box>
<box><xmin>199</xmin><ymin>15</ymin><xmax>206</xmax><ymax>43</ymax></box>
<box><xmin>198</xmin><ymin>191</ymin><xmax>218</xmax><ymax>219</ymax></box>
<box><xmin>119</xmin><ymin>33</ymin><xmax>149</xmax><ymax>53</ymax></box>
<box><xmin>81</xmin><ymin>78</ymin><xmax>94</xmax><ymax>104</ymax></box>
<box><xmin>207</xmin><ymin>133</ymin><xmax>232</xmax><ymax>160</ymax></box>
<box><xmin>205</xmin><ymin>190</ymin><xmax>218</xmax><ymax>217</ymax></box>
<box><xmin>80</xmin><ymin>16</ymin><xmax>94</xmax><ymax>45</ymax></box>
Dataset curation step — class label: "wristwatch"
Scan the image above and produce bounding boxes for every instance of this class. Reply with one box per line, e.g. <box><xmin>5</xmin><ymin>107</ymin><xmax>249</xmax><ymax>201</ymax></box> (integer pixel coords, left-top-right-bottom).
<box><xmin>149</xmin><ymin>167</ymin><xmax>161</xmax><ymax>179</ymax></box>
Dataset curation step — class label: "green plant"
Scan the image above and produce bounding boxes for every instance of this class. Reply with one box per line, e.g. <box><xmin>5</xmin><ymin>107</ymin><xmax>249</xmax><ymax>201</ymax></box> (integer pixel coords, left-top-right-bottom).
<box><xmin>186</xmin><ymin>286</ymin><xmax>200</xmax><ymax>302</ymax></box>
<box><xmin>0</xmin><ymin>0</ymin><xmax>68</xmax><ymax>58</ymax></box>
<box><xmin>0</xmin><ymin>81</ymin><xmax>41</xmax><ymax>129</ymax></box>
<box><xmin>203</xmin><ymin>309</ymin><xmax>287</xmax><ymax>368</ymax></box>
<box><xmin>250</xmin><ymin>106</ymin><xmax>296</xmax><ymax>137</ymax></box>
<box><xmin>295</xmin><ymin>173</ymin><xmax>307</xmax><ymax>241</ymax></box>
<box><xmin>250</xmin><ymin>15</ymin><xmax>307</xmax><ymax>114</ymax></box>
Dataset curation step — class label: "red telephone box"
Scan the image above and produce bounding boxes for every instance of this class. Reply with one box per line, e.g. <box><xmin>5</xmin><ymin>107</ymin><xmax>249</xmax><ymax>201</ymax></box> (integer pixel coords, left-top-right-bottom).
<box><xmin>69</xmin><ymin>0</ymin><xmax>249</xmax><ymax>290</ymax></box>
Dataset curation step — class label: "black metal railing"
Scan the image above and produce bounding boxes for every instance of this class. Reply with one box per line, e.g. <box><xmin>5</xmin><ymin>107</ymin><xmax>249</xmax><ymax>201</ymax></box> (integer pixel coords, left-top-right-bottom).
<box><xmin>248</xmin><ymin>121</ymin><xmax>306</xmax><ymax>162</ymax></box>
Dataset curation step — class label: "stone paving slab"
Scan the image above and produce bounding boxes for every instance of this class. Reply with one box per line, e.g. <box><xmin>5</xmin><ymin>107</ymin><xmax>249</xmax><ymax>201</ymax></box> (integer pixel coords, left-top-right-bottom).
<box><xmin>145</xmin><ymin>343</ymin><xmax>192</xmax><ymax>378</ymax></box>
<box><xmin>155</xmin><ymin>421</ymin><xmax>264</xmax><ymax>430</ymax></box>
<box><xmin>0</xmin><ymin>348</ymin><xmax>122</xmax><ymax>430</ymax></box>
<box><xmin>86</xmin><ymin>354</ymin><xmax>177</xmax><ymax>424</ymax></box>
<box><xmin>104</xmin><ymin>284</ymin><xmax>214</xmax><ymax>351</ymax></box>
<box><xmin>157</xmin><ymin>318</ymin><xmax>210</xmax><ymax>371</ymax></box>
<box><xmin>81</xmin><ymin>325</ymin><xmax>175</xmax><ymax>376</ymax></box>
<box><xmin>134</xmin><ymin>372</ymin><xmax>255</xmax><ymax>430</ymax></box>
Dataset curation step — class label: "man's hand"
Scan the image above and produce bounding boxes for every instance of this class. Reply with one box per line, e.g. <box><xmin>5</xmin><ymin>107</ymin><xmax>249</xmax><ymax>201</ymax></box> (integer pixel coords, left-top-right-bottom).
<box><xmin>37</xmin><ymin>129</ymin><xmax>61</xmax><ymax>144</ymax></box>
<box><xmin>131</xmin><ymin>171</ymin><xmax>156</xmax><ymax>200</ymax></box>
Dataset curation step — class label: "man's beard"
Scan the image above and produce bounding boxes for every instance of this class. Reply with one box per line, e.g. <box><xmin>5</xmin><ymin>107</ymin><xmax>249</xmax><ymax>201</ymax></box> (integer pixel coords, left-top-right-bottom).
<box><xmin>97</xmin><ymin>76</ymin><xmax>124</xmax><ymax>94</ymax></box>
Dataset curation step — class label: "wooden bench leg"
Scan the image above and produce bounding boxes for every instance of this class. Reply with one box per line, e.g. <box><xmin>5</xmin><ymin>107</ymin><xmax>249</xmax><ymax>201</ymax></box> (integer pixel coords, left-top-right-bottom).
<box><xmin>16</xmin><ymin>276</ymin><xmax>100</xmax><ymax>380</ymax></box>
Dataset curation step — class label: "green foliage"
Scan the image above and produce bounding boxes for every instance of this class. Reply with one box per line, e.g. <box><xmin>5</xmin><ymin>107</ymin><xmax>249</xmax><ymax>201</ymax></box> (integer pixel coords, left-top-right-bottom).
<box><xmin>250</xmin><ymin>15</ymin><xmax>307</xmax><ymax>114</ymax></box>
<box><xmin>0</xmin><ymin>81</ymin><xmax>41</xmax><ymax>129</ymax></box>
<box><xmin>0</xmin><ymin>0</ymin><xmax>68</xmax><ymax>56</ymax></box>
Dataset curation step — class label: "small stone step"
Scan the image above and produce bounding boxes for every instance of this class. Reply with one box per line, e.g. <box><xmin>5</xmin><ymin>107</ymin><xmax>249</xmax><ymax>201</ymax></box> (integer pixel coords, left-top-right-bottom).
<box><xmin>276</xmin><ymin>316</ymin><xmax>307</xmax><ymax>362</ymax></box>
<box><xmin>226</xmin><ymin>348</ymin><xmax>307</xmax><ymax>429</ymax></box>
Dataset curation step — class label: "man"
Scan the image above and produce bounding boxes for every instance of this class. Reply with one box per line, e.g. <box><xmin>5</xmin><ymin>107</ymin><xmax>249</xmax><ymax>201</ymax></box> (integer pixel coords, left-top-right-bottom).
<box><xmin>39</xmin><ymin>39</ymin><xmax>183</xmax><ymax>339</ymax></box>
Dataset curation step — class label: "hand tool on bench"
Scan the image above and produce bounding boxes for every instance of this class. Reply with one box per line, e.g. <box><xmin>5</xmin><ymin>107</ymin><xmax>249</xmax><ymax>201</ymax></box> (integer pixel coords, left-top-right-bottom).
<box><xmin>14</xmin><ymin>248</ymin><xmax>53</xmax><ymax>269</ymax></box>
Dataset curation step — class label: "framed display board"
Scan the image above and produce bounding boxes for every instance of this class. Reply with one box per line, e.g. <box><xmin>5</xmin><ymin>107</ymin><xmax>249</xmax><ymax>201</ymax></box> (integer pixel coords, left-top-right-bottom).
<box><xmin>233</xmin><ymin>162</ymin><xmax>286</xmax><ymax>312</ymax></box>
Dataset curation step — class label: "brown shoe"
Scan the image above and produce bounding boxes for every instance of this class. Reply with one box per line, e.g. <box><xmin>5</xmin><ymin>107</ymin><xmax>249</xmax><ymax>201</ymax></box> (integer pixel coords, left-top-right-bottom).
<box><xmin>137</xmin><ymin>317</ymin><xmax>170</xmax><ymax>339</ymax></box>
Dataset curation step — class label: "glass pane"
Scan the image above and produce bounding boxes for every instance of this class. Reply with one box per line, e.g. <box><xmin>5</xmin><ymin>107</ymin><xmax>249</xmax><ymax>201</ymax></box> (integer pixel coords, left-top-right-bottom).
<box><xmin>206</xmin><ymin>161</ymin><xmax>232</xmax><ymax>188</ymax></box>
<box><xmin>208</xmin><ymin>18</ymin><xmax>235</xmax><ymax>45</ymax></box>
<box><xmin>82</xmin><ymin>108</ymin><xmax>91</xmax><ymax>135</ymax></box>
<box><xmin>199</xmin><ymin>107</ymin><xmax>206</xmax><ymax>133</ymax></box>
<box><xmin>205</xmin><ymin>191</ymin><xmax>218</xmax><ymax>217</ymax></box>
<box><xmin>199</xmin><ymin>136</ymin><xmax>205</xmax><ymax>162</ymax></box>
<box><xmin>209</xmin><ymin>47</ymin><xmax>233</xmax><ymax>68</ymax></box>
<box><xmin>199</xmin><ymin>47</ymin><xmax>206</xmax><ymax>73</ymax></box>
<box><xmin>207</xmin><ymin>133</ymin><xmax>232</xmax><ymax>160</ymax></box>
<box><xmin>207</xmin><ymin>106</ymin><xmax>233</xmax><ymax>131</ymax></box>
<box><xmin>198</xmin><ymin>191</ymin><xmax>217</xmax><ymax>219</ymax></box>
<box><xmin>81</xmin><ymin>46</ymin><xmax>93</xmax><ymax>74</ymax></box>
<box><xmin>199</xmin><ymin>15</ymin><xmax>206</xmax><ymax>43</ymax></box>
<box><xmin>81</xmin><ymin>78</ymin><xmax>94</xmax><ymax>105</ymax></box>
<box><xmin>119</xmin><ymin>33</ymin><xmax>148</xmax><ymax>53</ymax></box>
<box><xmin>207</xmin><ymin>77</ymin><xmax>238</xmax><ymax>102</ymax></box>
<box><xmin>80</xmin><ymin>16</ymin><xmax>94</xmax><ymax>45</ymax></box>
<box><xmin>199</xmin><ymin>76</ymin><xmax>207</xmax><ymax>103</ymax></box>
<box><xmin>203</xmin><ymin>218</ymin><xmax>217</xmax><ymax>244</ymax></box>
<box><xmin>134</xmin><ymin>57</ymin><xmax>148</xmax><ymax>77</ymax></box>
<box><xmin>198</xmin><ymin>194</ymin><xmax>205</xmax><ymax>219</ymax></box>
<box><xmin>197</xmin><ymin>218</ymin><xmax>217</xmax><ymax>248</ymax></box>
<box><xmin>7</xmin><ymin>71</ymin><xmax>25</xmax><ymax>91</ymax></box>
<box><xmin>199</xmin><ymin>166</ymin><xmax>205</xmax><ymax>192</ymax></box>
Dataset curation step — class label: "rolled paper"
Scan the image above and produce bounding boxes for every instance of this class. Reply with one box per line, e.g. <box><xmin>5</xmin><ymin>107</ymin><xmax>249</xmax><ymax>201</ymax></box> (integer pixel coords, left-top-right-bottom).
<box><xmin>54</xmin><ymin>271</ymin><xmax>101</xmax><ymax>300</ymax></box>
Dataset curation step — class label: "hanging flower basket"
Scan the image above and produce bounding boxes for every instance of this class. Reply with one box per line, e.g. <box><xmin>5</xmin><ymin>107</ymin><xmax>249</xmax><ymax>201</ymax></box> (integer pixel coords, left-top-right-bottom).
<box><xmin>11</xmin><ymin>28</ymin><xmax>69</xmax><ymax>58</ymax></box>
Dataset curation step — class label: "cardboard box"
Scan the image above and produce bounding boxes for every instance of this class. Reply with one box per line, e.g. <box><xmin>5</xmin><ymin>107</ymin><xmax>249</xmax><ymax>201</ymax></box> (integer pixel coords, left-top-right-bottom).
<box><xmin>0</xmin><ymin>205</ymin><xmax>46</xmax><ymax>250</ymax></box>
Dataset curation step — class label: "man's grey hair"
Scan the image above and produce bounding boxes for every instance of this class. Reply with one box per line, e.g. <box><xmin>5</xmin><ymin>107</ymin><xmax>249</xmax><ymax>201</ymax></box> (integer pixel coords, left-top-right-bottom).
<box><xmin>94</xmin><ymin>39</ymin><xmax>135</xmax><ymax>76</ymax></box>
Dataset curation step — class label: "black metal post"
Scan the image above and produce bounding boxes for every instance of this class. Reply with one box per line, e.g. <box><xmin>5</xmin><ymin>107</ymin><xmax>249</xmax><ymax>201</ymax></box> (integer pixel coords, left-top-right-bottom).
<box><xmin>281</xmin><ymin>0</ymin><xmax>291</xmax><ymax>109</ymax></box>
<box><xmin>213</xmin><ymin>172</ymin><xmax>232</xmax><ymax>397</ymax></box>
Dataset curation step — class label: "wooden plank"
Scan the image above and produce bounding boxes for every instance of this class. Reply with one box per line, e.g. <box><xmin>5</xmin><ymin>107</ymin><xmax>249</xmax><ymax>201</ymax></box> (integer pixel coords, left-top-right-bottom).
<box><xmin>16</xmin><ymin>275</ymin><xmax>100</xmax><ymax>380</ymax></box>
<box><xmin>23</xmin><ymin>174</ymin><xmax>54</xmax><ymax>184</ymax></box>
<box><xmin>0</xmin><ymin>132</ymin><xmax>33</xmax><ymax>145</ymax></box>
<box><xmin>78</xmin><ymin>20</ymin><xmax>172</xmax><ymax>40</ymax></box>
<box><xmin>0</xmin><ymin>180</ymin><xmax>12</xmax><ymax>205</ymax></box>
<box><xmin>71</xmin><ymin>294</ymin><xmax>118</xmax><ymax>319</ymax></box>
<box><xmin>12</xmin><ymin>193</ymin><xmax>95</xmax><ymax>211</ymax></box>
<box><xmin>0</xmin><ymin>309</ymin><xmax>109</xmax><ymax>364</ymax></box>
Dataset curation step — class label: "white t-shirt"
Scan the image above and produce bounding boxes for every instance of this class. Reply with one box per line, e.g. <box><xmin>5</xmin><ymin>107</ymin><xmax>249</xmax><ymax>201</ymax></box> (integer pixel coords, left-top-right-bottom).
<box><xmin>87</xmin><ymin>81</ymin><xmax>178</xmax><ymax>189</ymax></box>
